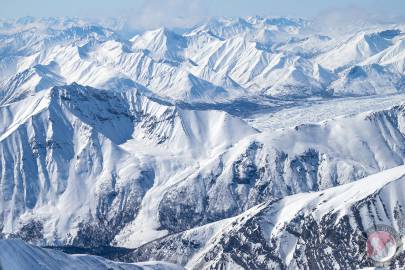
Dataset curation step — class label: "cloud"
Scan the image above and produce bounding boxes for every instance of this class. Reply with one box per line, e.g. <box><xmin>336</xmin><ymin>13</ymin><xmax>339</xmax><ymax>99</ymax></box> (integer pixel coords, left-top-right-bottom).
<box><xmin>311</xmin><ymin>5</ymin><xmax>405</xmax><ymax>34</ymax></box>
<box><xmin>128</xmin><ymin>0</ymin><xmax>209</xmax><ymax>30</ymax></box>
<box><xmin>311</xmin><ymin>6</ymin><xmax>372</xmax><ymax>35</ymax></box>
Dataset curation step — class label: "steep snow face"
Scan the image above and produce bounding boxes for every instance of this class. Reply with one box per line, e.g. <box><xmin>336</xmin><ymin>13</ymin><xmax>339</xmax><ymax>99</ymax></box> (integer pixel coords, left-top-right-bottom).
<box><xmin>3</xmin><ymin>17</ymin><xmax>405</xmax><ymax>104</ymax></box>
<box><xmin>316</xmin><ymin>30</ymin><xmax>398</xmax><ymax>71</ymax></box>
<box><xmin>189</xmin><ymin>165</ymin><xmax>405</xmax><ymax>269</ymax></box>
<box><xmin>130</xmin><ymin>28</ymin><xmax>187</xmax><ymax>62</ymax></box>
<box><xmin>0</xmin><ymin>239</ymin><xmax>184</xmax><ymax>270</ymax></box>
<box><xmin>0</xmin><ymin>62</ymin><xmax>65</xmax><ymax>105</ymax></box>
<box><xmin>0</xmin><ymin>85</ymin><xmax>140</xmax><ymax>246</ymax></box>
<box><xmin>330</xmin><ymin>64</ymin><xmax>401</xmax><ymax>96</ymax></box>
<box><xmin>0</xmin><ymin>83</ymin><xmax>257</xmax><ymax>247</ymax></box>
<box><xmin>120</xmin><ymin>165</ymin><xmax>405</xmax><ymax>270</ymax></box>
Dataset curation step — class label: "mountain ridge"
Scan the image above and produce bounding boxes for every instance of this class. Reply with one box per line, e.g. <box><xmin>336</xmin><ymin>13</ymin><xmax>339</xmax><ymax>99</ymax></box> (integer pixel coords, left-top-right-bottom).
<box><xmin>3</xmin><ymin>16</ymin><xmax>405</xmax><ymax>104</ymax></box>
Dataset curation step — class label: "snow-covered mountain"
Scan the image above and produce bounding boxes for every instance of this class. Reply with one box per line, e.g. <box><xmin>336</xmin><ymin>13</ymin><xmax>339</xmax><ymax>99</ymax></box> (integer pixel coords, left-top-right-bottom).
<box><xmin>0</xmin><ymin>239</ymin><xmax>183</xmax><ymax>270</ymax></box>
<box><xmin>121</xmin><ymin>165</ymin><xmax>405</xmax><ymax>269</ymax></box>
<box><xmin>2</xmin><ymin>16</ymin><xmax>405</xmax><ymax>269</ymax></box>
<box><xmin>2</xmin><ymin>16</ymin><xmax>405</xmax><ymax>104</ymax></box>
<box><xmin>1</xmin><ymin>82</ymin><xmax>405</xmax><ymax>249</ymax></box>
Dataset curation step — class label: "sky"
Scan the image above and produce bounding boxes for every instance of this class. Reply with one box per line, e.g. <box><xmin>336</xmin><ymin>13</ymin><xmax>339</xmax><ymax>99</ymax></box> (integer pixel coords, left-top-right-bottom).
<box><xmin>2</xmin><ymin>0</ymin><xmax>405</xmax><ymax>29</ymax></box>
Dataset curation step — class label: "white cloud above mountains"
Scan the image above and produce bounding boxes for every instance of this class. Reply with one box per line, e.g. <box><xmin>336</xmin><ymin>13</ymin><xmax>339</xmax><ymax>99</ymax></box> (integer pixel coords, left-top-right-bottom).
<box><xmin>128</xmin><ymin>0</ymin><xmax>208</xmax><ymax>29</ymax></box>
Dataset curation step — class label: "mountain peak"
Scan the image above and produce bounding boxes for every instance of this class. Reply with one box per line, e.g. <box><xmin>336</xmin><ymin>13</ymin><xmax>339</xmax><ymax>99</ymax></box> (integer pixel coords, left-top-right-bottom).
<box><xmin>130</xmin><ymin>26</ymin><xmax>186</xmax><ymax>61</ymax></box>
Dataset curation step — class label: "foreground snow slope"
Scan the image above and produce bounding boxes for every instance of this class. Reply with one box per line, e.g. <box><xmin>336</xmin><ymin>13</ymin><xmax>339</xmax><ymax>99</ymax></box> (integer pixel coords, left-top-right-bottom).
<box><xmin>121</xmin><ymin>165</ymin><xmax>405</xmax><ymax>269</ymax></box>
<box><xmin>0</xmin><ymin>239</ymin><xmax>183</xmax><ymax>270</ymax></box>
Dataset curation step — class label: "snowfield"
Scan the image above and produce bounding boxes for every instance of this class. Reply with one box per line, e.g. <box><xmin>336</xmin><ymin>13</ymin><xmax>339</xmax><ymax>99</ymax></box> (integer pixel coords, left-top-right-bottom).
<box><xmin>246</xmin><ymin>93</ymin><xmax>405</xmax><ymax>131</ymax></box>
<box><xmin>0</xmin><ymin>239</ymin><xmax>184</xmax><ymax>270</ymax></box>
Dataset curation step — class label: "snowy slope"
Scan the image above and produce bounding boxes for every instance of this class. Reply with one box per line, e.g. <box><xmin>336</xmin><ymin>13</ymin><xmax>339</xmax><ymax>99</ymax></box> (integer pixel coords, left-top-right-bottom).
<box><xmin>0</xmin><ymin>83</ymin><xmax>257</xmax><ymax>247</ymax></box>
<box><xmin>0</xmin><ymin>239</ymin><xmax>183</xmax><ymax>270</ymax></box>
<box><xmin>121</xmin><ymin>165</ymin><xmax>405</xmax><ymax>269</ymax></box>
<box><xmin>113</xmin><ymin>103</ymin><xmax>405</xmax><ymax>248</ymax></box>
